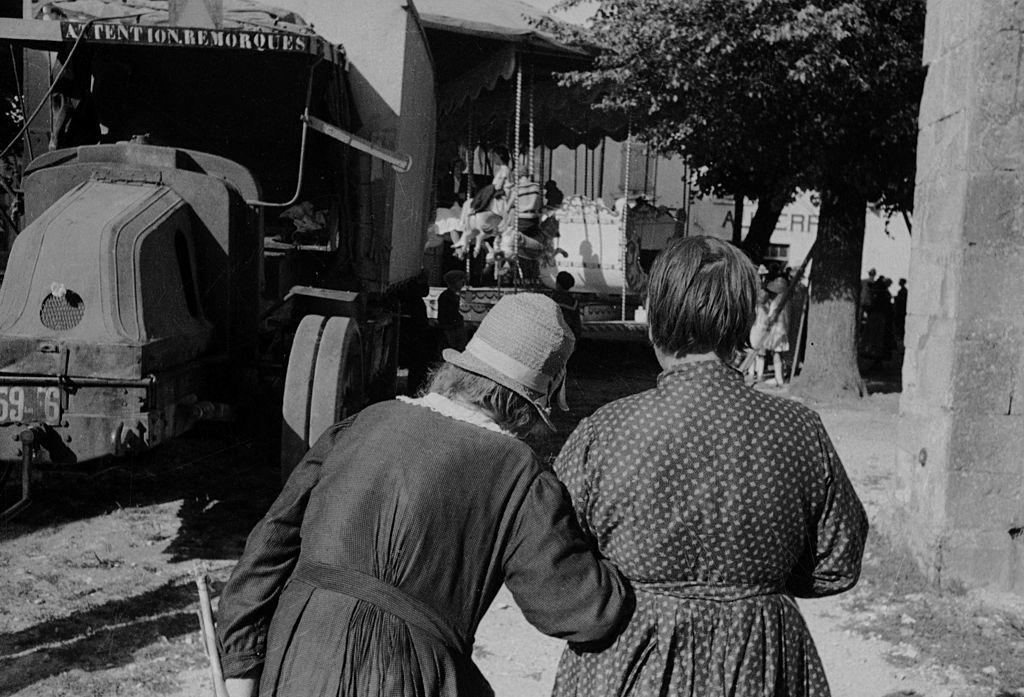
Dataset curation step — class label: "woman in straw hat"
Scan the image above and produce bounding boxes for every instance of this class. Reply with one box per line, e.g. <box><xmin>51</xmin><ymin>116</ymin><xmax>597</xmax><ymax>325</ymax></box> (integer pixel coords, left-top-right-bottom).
<box><xmin>552</xmin><ymin>236</ymin><xmax>867</xmax><ymax>697</ymax></box>
<box><xmin>217</xmin><ymin>293</ymin><xmax>633</xmax><ymax>697</ymax></box>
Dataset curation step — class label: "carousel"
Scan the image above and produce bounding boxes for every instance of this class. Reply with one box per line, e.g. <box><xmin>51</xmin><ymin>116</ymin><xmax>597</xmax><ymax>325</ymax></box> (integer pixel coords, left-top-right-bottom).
<box><xmin>417</xmin><ymin>0</ymin><xmax>684</xmax><ymax>338</ymax></box>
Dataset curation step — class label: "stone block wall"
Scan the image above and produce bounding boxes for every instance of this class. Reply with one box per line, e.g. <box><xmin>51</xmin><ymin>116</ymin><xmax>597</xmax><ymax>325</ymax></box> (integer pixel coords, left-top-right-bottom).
<box><xmin>896</xmin><ymin>0</ymin><xmax>1024</xmax><ymax>593</ymax></box>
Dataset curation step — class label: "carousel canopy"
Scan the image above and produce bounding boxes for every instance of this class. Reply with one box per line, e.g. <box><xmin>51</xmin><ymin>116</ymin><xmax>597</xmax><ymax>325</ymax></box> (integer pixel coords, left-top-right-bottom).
<box><xmin>415</xmin><ymin>0</ymin><xmax>580</xmax><ymax>53</ymax></box>
<box><xmin>417</xmin><ymin>0</ymin><xmax>626</xmax><ymax>149</ymax></box>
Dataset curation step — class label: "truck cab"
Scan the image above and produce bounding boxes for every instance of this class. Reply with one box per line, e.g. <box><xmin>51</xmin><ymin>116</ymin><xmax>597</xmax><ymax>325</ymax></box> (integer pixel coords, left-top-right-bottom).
<box><xmin>0</xmin><ymin>0</ymin><xmax>432</xmax><ymax>480</ymax></box>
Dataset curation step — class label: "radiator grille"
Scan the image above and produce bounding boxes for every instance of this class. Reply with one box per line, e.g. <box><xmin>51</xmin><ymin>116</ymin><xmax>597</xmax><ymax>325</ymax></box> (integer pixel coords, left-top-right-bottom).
<box><xmin>40</xmin><ymin>291</ymin><xmax>85</xmax><ymax>331</ymax></box>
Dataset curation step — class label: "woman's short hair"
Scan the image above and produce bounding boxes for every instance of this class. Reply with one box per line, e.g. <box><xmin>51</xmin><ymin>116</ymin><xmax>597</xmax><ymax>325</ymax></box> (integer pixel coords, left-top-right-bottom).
<box><xmin>646</xmin><ymin>236</ymin><xmax>758</xmax><ymax>359</ymax></box>
<box><xmin>423</xmin><ymin>363</ymin><xmax>538</xmax><ymax>437</ymax></box>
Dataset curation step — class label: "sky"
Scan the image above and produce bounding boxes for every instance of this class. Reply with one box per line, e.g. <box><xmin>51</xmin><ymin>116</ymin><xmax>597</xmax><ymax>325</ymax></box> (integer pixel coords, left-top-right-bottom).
<box><xmin>525</xmin><ymin>0</ymin><xmax>598</xmax><ymax>25</ymax></box>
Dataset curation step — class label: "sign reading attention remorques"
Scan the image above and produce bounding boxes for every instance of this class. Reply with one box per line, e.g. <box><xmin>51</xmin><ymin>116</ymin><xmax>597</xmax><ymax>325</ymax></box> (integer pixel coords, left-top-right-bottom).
<box><xmin>60</xmin><ymin>21</ymin><xmax>321</xmax><ymax>55</ymax></box>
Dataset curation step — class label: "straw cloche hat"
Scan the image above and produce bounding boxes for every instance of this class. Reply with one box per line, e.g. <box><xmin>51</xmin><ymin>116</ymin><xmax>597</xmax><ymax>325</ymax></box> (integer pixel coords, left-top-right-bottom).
<box><xmin>443</xmin><ymin>293</ymin><xmax>575</xmax><ymax>430</ymax></box>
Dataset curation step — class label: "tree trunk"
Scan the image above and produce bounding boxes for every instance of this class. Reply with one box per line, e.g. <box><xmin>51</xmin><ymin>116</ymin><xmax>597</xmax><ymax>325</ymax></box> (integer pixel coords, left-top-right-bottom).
<box><xmin>732</xmin><ymin>195</ymin><xmax>744</xmax><ymax>244</ymax></box>
<box><xmin>741</xmin><ymin>194</ymin><xmax>785</xmax><ymax>262</ymax></box>
<box><xmin>789</xmin><ymin>184</ymin><xmax>866</xmax><ymax>400</ymax></box>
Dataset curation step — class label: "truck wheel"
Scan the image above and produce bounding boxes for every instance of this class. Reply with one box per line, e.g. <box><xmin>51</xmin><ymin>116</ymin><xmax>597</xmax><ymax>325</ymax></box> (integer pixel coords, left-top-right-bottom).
<box><xmin>280</xmin><ymin>315</ymin><xmax>364</xmax><ymax>481</ymax></box>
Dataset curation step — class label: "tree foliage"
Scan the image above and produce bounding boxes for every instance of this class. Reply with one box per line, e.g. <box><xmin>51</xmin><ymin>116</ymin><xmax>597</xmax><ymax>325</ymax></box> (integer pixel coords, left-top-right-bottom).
<box><xmin>550</xmin><ymin>0</ymin><xmax>925</xmax><ymax>397</ymax></box>
<box><xmin>549</xmin><ymin>0</ymin><xmax>925</xmax><ymax>231</ymax></box>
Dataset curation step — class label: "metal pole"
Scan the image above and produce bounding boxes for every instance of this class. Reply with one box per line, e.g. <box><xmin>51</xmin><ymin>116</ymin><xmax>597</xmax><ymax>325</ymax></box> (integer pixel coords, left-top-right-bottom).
<box><xmin>302</xmin><ymin>114</ymin><xmax>411</xmax><ymax>172</ymax></box>
<box><xmin>466</xmin><ymin>107</ymin><xmax>474</xmax><ymax>281</ymax></box>
<box><xmin>620</xmin><ymin>128</ymin><xmax>632</xmax><ymax>321</ymax></box>
<box><xmin>512</xmin><ymin>61</ymin><xmax>522</xmax><ymax>282</ymax></box>
<box><xmin>573</xmin><ymin>146</ymin><xmax>579</xmax><ymax>194</ymax></box>
<box><xmin>583</xmin><ymin>147</ymin><xmax>589</xmax><ymax>198</ymax></box>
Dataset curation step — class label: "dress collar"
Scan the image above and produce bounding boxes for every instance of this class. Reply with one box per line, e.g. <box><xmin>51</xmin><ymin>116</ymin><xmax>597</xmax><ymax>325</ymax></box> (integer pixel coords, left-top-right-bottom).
<box><xmin>656</xmin><ymin>356</ymin><xmax>743</xmax><ymax>386</ymax></box>
<box><xmin>398</xmin><ymin>393</ymin><xmax>516</xmax><ymax>438</ymax></box>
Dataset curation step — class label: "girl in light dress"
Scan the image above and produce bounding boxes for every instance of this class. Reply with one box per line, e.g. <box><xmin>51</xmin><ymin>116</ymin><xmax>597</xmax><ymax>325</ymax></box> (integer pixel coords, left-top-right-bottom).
<box><xmin>746</xmin><ymin>287</ymin><xmax>771</xmax><ymax>383</ymax></box>
<box><xmin>763</xmin><ymin>276</ymin><xmax>791</xmax><ymax>386</ymax></box>
<box><xmin>747</xmin><ymin>277</ymin><xmax>790</xmax><ymax>387</ymax></box>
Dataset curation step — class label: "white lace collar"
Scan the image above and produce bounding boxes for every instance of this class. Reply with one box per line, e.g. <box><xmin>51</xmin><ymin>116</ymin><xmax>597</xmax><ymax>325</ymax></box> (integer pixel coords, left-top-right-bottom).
<box><xmin>398</xmin><ymin>393</ymin><xmax>515</xmax><ymax>438</ymax></box>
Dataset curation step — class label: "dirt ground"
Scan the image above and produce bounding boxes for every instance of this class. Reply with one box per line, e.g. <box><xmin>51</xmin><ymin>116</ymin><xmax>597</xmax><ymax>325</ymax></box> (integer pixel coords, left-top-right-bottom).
<box><xmin>1</xmin><ymin>341</ymin><xmax>1022</xmax><ymax>697</ymax></box>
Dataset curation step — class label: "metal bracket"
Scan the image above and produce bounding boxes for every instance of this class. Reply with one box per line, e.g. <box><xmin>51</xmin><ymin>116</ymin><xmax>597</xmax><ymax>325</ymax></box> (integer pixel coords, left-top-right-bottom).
<box><xmin>0</xmin><ymin>426</ymin><xmax>41</xmax><ymax>523</ymax></box>
<box><xmin>302</xmin><ymin>114</ymin><xmax>412</xmax><ymax>173</ymax></box>
<box><xmin>57</xmin><ymin>346</ymin><xmax>71</xmax><ymax>419</ymax></box>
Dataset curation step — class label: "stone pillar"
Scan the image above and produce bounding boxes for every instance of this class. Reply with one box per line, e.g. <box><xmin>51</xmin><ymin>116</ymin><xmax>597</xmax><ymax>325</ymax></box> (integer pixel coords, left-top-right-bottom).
<box><xmin>896</xmin><ymin>0</ymin><xmax>1024</xmax><ymax>592</ymax></box>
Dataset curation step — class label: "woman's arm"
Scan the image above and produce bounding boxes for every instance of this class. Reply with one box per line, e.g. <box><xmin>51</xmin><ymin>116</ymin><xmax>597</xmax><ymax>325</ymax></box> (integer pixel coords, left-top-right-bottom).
<box><xmin>786</xmin><ymin>417</ymin><xmax>869</xmax><ymax>598</ymax></box>
<box><xmin>216</xmin><ymin>421</ymin><xmax>352</xmax><ymax>679</ymax></box>
<box><xmin>502</xmin><ymin>470</ymin><xmax>633</xmax><ymax>644</ymax></box>
<box><xmin>552</xmin><ymin>418</ymin><xmax>596</xmax><ymax>537</ymax></box>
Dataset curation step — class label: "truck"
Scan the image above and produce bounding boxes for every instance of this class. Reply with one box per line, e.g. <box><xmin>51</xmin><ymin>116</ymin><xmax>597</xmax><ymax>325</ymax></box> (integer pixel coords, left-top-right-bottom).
<box><xmin>0</xmin><ymin>0</ymin><xmax>435</xmax><ymax>518</ymax></box>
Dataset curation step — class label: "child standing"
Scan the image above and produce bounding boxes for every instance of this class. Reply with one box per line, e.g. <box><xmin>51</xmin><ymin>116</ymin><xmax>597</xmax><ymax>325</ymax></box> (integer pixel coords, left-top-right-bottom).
<box><xmin>746</xmin><ymin>288</ymin><xmax>771</xmax><ymax>383</ymax></box>
<box><xmin>764</xmin><ymin>276</ymin><xmax>791</xmax><ymax>387</ymax></box>
<box><xmin>437</xmin><ymin>269</ymin><xmax>468</xmax><ymax>351</ymax></box>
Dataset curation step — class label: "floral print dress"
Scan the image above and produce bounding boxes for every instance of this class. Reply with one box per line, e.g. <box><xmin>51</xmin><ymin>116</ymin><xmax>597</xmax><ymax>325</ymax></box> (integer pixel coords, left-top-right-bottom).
<box><xmin>552</xmin><ymin>359</ymin><xmax>868</xmax><ymax>697</ymax></box>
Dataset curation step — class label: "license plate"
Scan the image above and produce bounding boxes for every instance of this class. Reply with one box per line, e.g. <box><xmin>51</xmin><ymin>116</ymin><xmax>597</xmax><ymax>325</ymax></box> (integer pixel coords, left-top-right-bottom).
<box><xmin>0</xmin><ymin>386</ymin><xmax>61</xmax><ymax>424</ymax></box>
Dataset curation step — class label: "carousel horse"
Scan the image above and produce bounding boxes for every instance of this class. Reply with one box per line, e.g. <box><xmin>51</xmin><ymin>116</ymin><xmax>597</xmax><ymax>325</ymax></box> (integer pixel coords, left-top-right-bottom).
<box><xmin>450</xmin><ymin>194</ymin><xmax>509</xmax><ymax>258</ymax></box>
<box><xmin>450</xmin><ymin>176</ymin><xmax>548</xmax><ymax>260</ymax></box>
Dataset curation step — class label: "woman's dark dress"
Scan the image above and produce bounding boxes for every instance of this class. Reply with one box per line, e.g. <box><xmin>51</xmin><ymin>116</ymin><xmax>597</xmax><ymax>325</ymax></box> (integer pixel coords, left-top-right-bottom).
<box><xmin>216</xmin><ymin>400</ymin><xmax>632</xmax><ymax>696</ymax></box>
<box><xmin>552</xmin><ymin>360</ymin><xmax>868</xmax><ymax>696</ymax></box>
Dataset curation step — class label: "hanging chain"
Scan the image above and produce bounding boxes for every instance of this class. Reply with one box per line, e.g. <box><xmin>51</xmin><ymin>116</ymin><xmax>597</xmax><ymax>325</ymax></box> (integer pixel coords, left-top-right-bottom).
<box><xmin>512</xmin><ymin>62</ymin><xmax>523</xmax><ymax>286</ymax></box>
<box><xmin>466</xmin><ymin>106</ymin><xmax>474</xmax><ymax>280</ymax></box>
<box><xmin>528</xmin><ymin>66</ymin><xmax>535</xmax><ymax>177</ymax></box>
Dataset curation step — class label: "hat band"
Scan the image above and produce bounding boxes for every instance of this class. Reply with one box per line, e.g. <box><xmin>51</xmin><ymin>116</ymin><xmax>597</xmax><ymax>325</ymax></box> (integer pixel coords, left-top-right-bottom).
<box><xmin>464</xmin><ymin>337</ymin><xmax>552</xmax><ymax>394</ymax></box>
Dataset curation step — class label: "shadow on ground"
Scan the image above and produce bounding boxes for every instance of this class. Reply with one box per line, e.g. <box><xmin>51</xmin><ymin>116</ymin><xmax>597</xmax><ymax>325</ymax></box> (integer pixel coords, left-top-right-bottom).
<box><xmin>0</xmin><ymin>412</ymin><xmax>283</xmax><ymax>563</ymax></box>
<box><xmin>0</xmin><ymin>580</ymin><xmax>203</xmax><ymax>697</ymax></box>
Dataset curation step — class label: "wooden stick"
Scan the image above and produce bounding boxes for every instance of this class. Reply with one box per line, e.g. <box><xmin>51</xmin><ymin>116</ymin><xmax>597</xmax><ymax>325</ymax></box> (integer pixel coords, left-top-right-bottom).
<box><xmin>194</xmin><ymin>565</ymin><xmax>230</xmax><ymax>697</ymax></box>
<box><xmin>789</xmin><ymin>281</ymin><xmax>810</xmax><ymax>383</ymax></box>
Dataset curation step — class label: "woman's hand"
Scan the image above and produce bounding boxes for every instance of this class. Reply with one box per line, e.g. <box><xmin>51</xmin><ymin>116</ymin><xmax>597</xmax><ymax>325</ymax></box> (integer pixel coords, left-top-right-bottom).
<box><xmin>225</xmin><ymin>678</ymin><xmax>257</xmax><ymax>697</ymax></box>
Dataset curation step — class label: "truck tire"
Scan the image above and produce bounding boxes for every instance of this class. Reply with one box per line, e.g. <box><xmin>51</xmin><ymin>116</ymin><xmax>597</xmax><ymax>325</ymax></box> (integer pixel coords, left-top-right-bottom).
<box><xmin>308</xmin><ymin>316</ymin><xmax>364</xmax><ymax>448</ymax></box>
<box><xmin>280</xmin><ymin>315</ymin><xmax>364</xmax><ymax>481</ymax></box>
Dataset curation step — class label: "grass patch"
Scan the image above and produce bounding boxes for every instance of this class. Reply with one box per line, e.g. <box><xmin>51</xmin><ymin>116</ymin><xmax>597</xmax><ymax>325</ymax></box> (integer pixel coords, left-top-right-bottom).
<box><xmin>843</xmin><ymin>528</ymin><xmax>1024</xmax><ymax>692</ymax></box>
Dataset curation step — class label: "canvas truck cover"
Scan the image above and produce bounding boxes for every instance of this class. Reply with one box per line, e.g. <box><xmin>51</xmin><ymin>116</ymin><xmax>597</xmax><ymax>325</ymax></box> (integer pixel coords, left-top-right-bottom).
<box><xmin>10</xmin><ymin>0</ymin><xmax>342</xmax><ymax>63</ymax></box>
<box><xmin>272</xmin><ymin>0</ymin><xmax>436</xmax><ymax>290</ymax></box>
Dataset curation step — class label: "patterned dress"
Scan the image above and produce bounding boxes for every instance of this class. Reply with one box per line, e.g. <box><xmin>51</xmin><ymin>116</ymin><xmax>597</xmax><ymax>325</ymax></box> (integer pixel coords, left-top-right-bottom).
<box><xmin>552</xmin><ymin>359</ymin><xmax>868</xmax><ymax>697</ymax></box>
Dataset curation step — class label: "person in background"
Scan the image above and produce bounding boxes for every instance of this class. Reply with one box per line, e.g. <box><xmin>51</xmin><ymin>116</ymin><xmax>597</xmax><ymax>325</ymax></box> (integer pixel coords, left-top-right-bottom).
<box><xmin>544</xmin><ymin>179</ymin><xmax>565</xmax><ymax>207</ymax></box>
<box><xmin>438</xmin><ymin>269</ymin><xmax>468</xmax><ymax>351</ymax></box>
<box><xmin>217</xmin><ymin>293</ymin><xmax>634</xmax><ymax>697</ymax></box>
<box><xmin>468</xmin><ymin>146</ymin><xmax>511</xmax><ymax>215</ymax></box>
<box><xmin>756</xmin><ymin>264</ymin><xmax>769</xmax><ymax>285</ymax></box>
<box><xmin>860</xmin><ymin>267</ymin><xmax>877</xmax><ymax>318</ymax></box>
<box><xmin>746</xmin><ymin>286</ymin><xmax>771</xmax><ymax>384</ymax></box>
<box><xmin>455</xmin><ymin>147</ymin><xmax>512</xmax><ymax>256</ymax></box>
<box><xmin>863</xmin><ymin>275</ymin><xmax>892</xmax><ymax>366</ymax></box>
<box><xmin>764</xmin><ymin>275</ymin><xmax>791</xmax><ymax>387</ymax></box>
<box><xmin>551</xmin><ymin>235</ymin><xmax>867</xmax><ymax>697</ymax></box>
<box><xmin>436</xmin><ymin>157</ymin><xmax>467</xmax><ymax>209</ymax></box>
<box><xmin>893</xmin><ymin>278</ymin><xmax>908</xmax><ymax>346</ymax></box>
<box><xmin>399</xmin><ymin>269</ymin><xmax>434</xmax><ymax>396</ymax></box>
<box><xmin>551</xmin><ymin>271</ymin><xmax>583</xmax><ymax>342</ymax></box>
